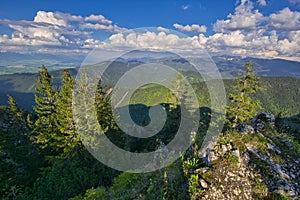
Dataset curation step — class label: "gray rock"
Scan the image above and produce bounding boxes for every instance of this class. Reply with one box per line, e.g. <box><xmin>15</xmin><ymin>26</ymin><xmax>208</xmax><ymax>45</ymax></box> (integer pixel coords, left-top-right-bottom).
<box><xmin>203</xmin><ymin>148</ymin><xmax>213</xmax><ymax>167</ymax></box>
<box><xmin>267</xmin><ymin>143</ymin><xmax>281</xmax><ymax>154</ymax></box>
<box><xmin>279</xmin><ymin>138</ymin><xmax>293</xmax><ymax>148</ymax></box>
<box><xmin>251</xmin><ymin>112</ymin><xmax>276</xmax><ymax>131</ymax></box>
<box><xmin>273</xmin><ymin>164</ymin><xmax>290</xmax><ymax>180</ymax></box>
<box><xmin>203</xmin><ymin>148</ymin><xmax>220</xmax><ymax>167</ymax></box>
<box><xmin>235</xmin><ymin>124</ymin><xmax>255</xmax><ymax>134</ymax></box>
<box><xmin>245</xmin><ymin>143</ymin><xmax>269</xmax><ymax>161</ymax></box>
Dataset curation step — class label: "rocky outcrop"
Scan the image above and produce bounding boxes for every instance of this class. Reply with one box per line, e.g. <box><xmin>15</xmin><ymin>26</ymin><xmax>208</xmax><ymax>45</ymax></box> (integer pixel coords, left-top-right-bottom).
<box><xmin>234</xmin><ymin>112</ymin><xmax>276</xmax><ymax>135</ymax></box>
<box><xmin>251</xmin><ymin>112</ymin><xmax>276</xmax><ymax>131</ymax></box>
<box><xmin>196</xmin><ymin>113</ymin><xmax>300</xmax><ymax>199</ymax></box>
<box><xmin>246</xmin><ymin>143</ymin><xmax>300</xmax><ymax>199</ymax></box>
<box><xmin>235</xmin><ymin>124</ymin><xmax>255</xmax><ymax>134</ymax></box>
<box><xmin>198</xmin><ymin>143</ymin><xmax>264</xmax><ymax>200</ymax></box>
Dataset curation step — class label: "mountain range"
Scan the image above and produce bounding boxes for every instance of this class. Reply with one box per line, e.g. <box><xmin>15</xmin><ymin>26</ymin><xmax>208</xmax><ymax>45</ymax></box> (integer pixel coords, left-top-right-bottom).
<box><xmin>0</xmin><ymin>52</ymin><xmax>299</xmax><ymax>113</ymax></box>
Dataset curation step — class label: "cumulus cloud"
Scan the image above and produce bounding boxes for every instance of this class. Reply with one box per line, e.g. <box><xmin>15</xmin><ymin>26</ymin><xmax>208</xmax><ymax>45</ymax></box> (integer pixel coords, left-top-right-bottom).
<box><xmin>99</xmin><ymin>31</ymin><xmax>202</xmax><ymax>53</ymax></box>
<box><xmin>85</xmin><ymin>14</ymin><xmax>112</xmax><ymax>24</ymax></box>
<box><xmin>157</xmin><ymin>26</ymin><xmax>170</xmax><ymax>33</ymax></box>
<box><xmin>0</xmin><ymin>10</ymin><xmax>126</xmax><ymax>53</ymax></box>
<box><xmin>0</xmin><ymin>1</ymin><xmax>299</xmax><ymax>60</ymax></box>
<box><xmin>95</xmin><ymin>29</ymin><xmax>297</xmax><ymax>59</ymax></box>
<box><xmin>269</xmin><ymin>8</ymin><xmax>300</xmax><ymax>31</ymax></box>
<box><xmin>96</xmin><ymin>0</ymin><xmax>300</xmax><ymax>59</ymax></box>
<box><xmin>173</xmin><ymin>23</ymin><xmax>207</xmax><ymax>33</ymax></box>
<box><xmin>34</xmin><ymin>11</ymin><xmax>67</xmax><ymax>26</ymax></box>
<box><xmin>214</xmin><ymin>0</ymin><xmax>263</xmax><ymax>32</ymax></box>
<box><xmin>209</xmin><ymin>0</ymin><xmax>300</xmax><ymax>58</ymax></box>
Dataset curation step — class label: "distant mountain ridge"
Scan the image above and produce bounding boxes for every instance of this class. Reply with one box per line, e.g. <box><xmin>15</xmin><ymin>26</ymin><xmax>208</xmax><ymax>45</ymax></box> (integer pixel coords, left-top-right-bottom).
<box><xmin>0</xmin><ymin>52</ymin><xmax>299</xmax><ymax>113</ymax></box>
<box><xmin>0</xmin><ymin>52</ymin><xmax>299</xmax><ymax>78</ymax></box>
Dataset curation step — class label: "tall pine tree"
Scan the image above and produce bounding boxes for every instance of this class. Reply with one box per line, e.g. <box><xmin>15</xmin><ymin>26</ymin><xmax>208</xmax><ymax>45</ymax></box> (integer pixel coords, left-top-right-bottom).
<box><xmin>227</xmin><ymin>60</ymin><xmax>262</xmax><ymax>127</ymax></box>
<box><xmin>95</xmin><ymin>79</ymin><xmax>116</xmax><ymax>133</ymax></box>
<box><xmin>55</xmin><ymin>69</ymin><xmax>81</xmax><ymax>155</ymax></box>
<box><xmin>0</xmin><ymin>96</ymin><xmax>42</xmax><ymax>199</ymax></box>
<box><xmin>33</xmin><ymin>65</ymin><xmax>59</xmax><ymax>153</ymax></box>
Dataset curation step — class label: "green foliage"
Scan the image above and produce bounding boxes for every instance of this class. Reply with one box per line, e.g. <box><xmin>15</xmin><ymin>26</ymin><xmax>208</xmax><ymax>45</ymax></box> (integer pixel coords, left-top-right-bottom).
<box><xmin>266</xmin><ymin>192</ymin><xmax>291</xmax><ymax>200</ymax></box>
<box><xmin>254</xmin><ymin>76</ymin><xmax>300</xmax><ymax>117</ymax></box>
<box><xmin>109</xmin><ymin>162</ymin><xmax>187</xmax><ymax>200</ymax></box>
<box><xmin>181</xmin><ymin>155</ymin><xmax>205</xmax><ymax>199</ymax></box>
<box><xmin>110</xmin><ymin>172</ymin><xmax>147</xmax><ymax>199</ymax></box>
<box><xmin>1</xmin><ymin>64</ymin><xmax>300</xmax><ymax>199</ymax></box>
<box><xmin>182</xmin><ymin>157</ymin><xmax>200</xmax><ymax>175</ymax></box>
<box><xmin>33</xmin><ymin>65</ymin><xmax>60</xmax><ymax>153</ymax></box>
<box><xmin>69</xmin><ymin>187</ymin><xmax>108</xmax><ymax>200</ymax></box>
<box><xmin>95</xmin><ymin>80</ymin><xmax>116</xmax><ymax>132</ymax></box>
<box><xmin>29</xmin><ymin>67</ymin><xmax>119</xmax><ymax>199</ymax></box>
<box><xmin>219</xmin><ymin>130</ymin><xmax>268</xmax><ymax>153</ymax></box>
<box><xmin>0</xmin><ymin>96</ymin><xmax>42</xmax><ymax>199</ymax></box>
<box><xmin>223</xmin><ymin>152</ymin><xmax>239</xmax><ymax>165</ymax></box>
<box><xmin>132</xmin><ymin>76</ymin><xmax>300</xmax><ymax>118</ymax></box>
<box><xmin>55</xmin><ymin>69</ymin><xmax>81</xmax><ymax>155</ymax></box>
<box><xmin>72</xmin><ymin>69</ymin><xmax>104</xmax><ymax>151</ymax></box>
<box><xmin>32</xmin><ymin>150</ymin><xmax>117</xmax><ymax>200</ymax></box>
<box><xmin>188</xmin><ymin>174</ymin><xmax>204</xmax><ymax>198</ymax></box>
<box><xmin>227</xmin><ymin>61</ymin><xmax>263</xmax><ymax>126</ymax></box>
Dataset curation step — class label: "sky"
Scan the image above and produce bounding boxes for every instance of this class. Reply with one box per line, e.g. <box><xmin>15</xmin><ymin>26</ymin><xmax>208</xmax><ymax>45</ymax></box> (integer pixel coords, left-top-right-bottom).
<box><xmin>0</xmin><ymin>0</ymin><xmax>300</xmax><ymax>61</ymax></box>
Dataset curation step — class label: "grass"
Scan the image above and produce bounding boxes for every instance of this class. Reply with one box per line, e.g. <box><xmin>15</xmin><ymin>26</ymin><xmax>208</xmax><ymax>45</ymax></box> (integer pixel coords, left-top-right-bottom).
<box><xmin>218</xmin><ymin>131</ymin><xmax>268</xmax><ymax>154</ymax></box>
<box><xmin>223</xmin><ymin>152</ymin><xmax>239</xmax><ymax>166</ymax></box>
<box><xmin>252</xmin><ymin>178</ymin><xmax>268</xmax><ymax>199</ymax></box>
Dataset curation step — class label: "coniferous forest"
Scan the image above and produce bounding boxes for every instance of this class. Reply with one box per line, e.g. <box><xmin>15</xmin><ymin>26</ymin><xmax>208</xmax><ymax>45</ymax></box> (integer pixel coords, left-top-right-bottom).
<box><xmin>0</xmin><ymin>61</ymin><xmax>300</xmax><ymax>199</ymax></box>
<box><xmin>1</xmin><ymin>0</ymin><xmax>300</xmax><ymax>199</ymax></box>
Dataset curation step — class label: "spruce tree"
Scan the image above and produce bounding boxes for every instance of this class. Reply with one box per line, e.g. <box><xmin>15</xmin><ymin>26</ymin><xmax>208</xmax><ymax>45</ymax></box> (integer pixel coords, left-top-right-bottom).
<box><xmin>0</xmin><ymin>96</ymin><xmax>42</xmax><ymax>198</ymax></box>
<box><xmin>95</xmin><ymin>79</ymin><xmax>115</xmax><ymax>132</ymax></box>
<box><xmin>227</xmin><ymin>60</ymin><xmax>262</xmax><ymax>127</ymax></box>
<box><xmin>55</xmin><ymin>69</ymin><xmax>81</xmax><ymax>155</ymax></box>
<box><xmin>72</xmin><ymin>69</ymin><xmax>102</xmax><ymax>150</ymax></box>
<box><xmin>33</xmin><ymin>65</ymin><xmax>59</xmax><ymax>153</ymax></box>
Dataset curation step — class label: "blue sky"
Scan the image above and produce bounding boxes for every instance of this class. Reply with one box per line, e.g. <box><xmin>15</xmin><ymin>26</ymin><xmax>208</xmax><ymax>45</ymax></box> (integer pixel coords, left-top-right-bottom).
<box><xmin>0</xmin><ymin>0</ymin><xmax>299</xmax><ymax>60</ymax></box>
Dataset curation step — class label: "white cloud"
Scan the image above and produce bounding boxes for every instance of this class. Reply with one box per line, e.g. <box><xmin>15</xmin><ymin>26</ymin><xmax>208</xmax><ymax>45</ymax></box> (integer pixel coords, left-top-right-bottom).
<box><xmin>98</xmin><ymin>30</ymin><xmax>288</xmax><ymax>58</ymax></box>
<box><xmin>34</xmin><ymin>11</ymin><xmax>67</xmax><ymax>26</ymax></box>
<box><xmin>82</xmin><ymin>38</ymin><xmax>102</xmax><ymax>49</ymax></box>
<box><xmin>113</xmin><ymin>26</ymin><xmax>293</xmax><ymax>58</ymax></box>
<box><xmin>99</xmin><ymin>31</ymin><xmax>203</xmax><ymax>53</ymax></box>
<box><xmin>208</xmin><ymin>0</ymin><xmax>300</xmax><ymax>58</ymax></box>
<box><xmin>0</xmin><ymin>2</ymin><xmax>299</xmax><ymax>60</ymax></box>
<box><xmin>0</xmin><ymin>10</ymin><xmax>126</xmax><ymax>53</ymax></box>
<box><xmin>157</xmin><ymin>26</ymin><xmax>170</xmax><ymax>33</ymax></box>
<box><xmin>33</xmin><ymin>11</ymin><xmax>83</xmax><ymax>27</ymax></box>
<box><xmin>269</xmin><ymin>8</ymin><xmax>300</xmax><ymax>31</ymax></box>
<box><xmin>173</xmin><ymin>23</ymin><xmax>207</xmax><ymax>33</ymax></box>
<box><xmin>80</xmin><ymin>23</ymin><xmax>126</xmax><ymax>32</ymax></box>
<box><xmin>214</xmin><ymin>0</ymin><xmax>263</xmax><ymax>32</ymax></box>
<box><xmin>85</xmin><ymin>14</ymin><xmax>112</xmax><ymax>24</ymax></box>
<box><xmin>257</xmin><ymin>0</ymin><xmax>267</xmax><ymax>6</ymax></box>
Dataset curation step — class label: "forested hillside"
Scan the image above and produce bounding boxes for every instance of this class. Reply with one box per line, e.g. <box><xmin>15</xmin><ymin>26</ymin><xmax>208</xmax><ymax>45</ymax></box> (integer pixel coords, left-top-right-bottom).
<box><xmin>1</xmin><ymin>69</ymin><xmax>300</xmax><ymax>117</ymax></box>
<box><xmin>130</xmin><ymin>76</ymin><xmax>300</xmax><ymax>117</ymax></box>
<box><xmin>0</xmin><ymin>63</ymin><xmax>299</xmax><ymax>199</ymax></box>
